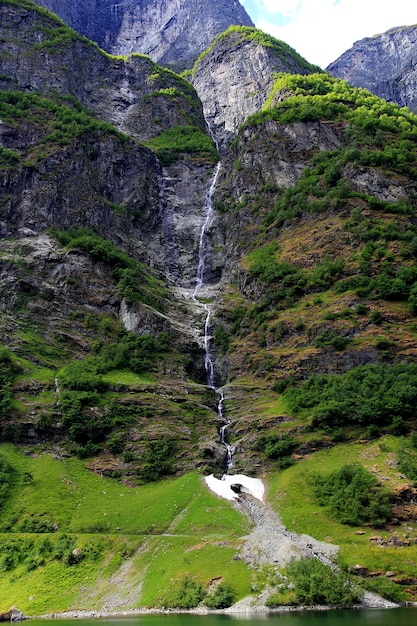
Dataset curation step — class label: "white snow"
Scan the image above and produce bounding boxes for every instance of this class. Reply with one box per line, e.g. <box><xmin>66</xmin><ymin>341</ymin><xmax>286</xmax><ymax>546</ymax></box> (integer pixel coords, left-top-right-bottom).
<box><xmin>205</xmin><ymin>474</ymin><xmax>265</xmax><ymax>502</ymax></box>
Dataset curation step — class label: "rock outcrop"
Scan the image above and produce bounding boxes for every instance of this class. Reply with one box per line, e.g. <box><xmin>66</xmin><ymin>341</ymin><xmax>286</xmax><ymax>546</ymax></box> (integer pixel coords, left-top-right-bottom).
<box><xmin>33</xmin><ymin>0</ymin><xmax>254</xmax><ymax>70</ymax></box>
<box><xmin>327</xmin><ymin>24</ymin><xmax>417</xmax><ymax>112</ymax></box>
<box><xmin>191</xmin><ymin>28</ymin><xmax>318</xmax><ymax>154</ymax></box>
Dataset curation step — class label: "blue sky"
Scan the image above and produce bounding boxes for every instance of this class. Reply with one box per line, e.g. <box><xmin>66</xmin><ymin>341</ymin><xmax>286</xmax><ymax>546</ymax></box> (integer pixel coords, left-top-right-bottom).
<box><xmin>240</xmin><ymin>0</ymin><xmax>416</xmax><ymax>68</ymax></box>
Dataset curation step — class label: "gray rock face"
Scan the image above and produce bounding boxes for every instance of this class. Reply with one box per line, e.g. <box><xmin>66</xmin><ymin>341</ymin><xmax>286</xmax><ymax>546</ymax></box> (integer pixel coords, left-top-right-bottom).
<box><xmin>33</xmin><ymin>0</ymin><xmax>254</xmax><ymax>70</ymax></box>
<box><xmin>327</xmin><ymin>24</ymin><xmax>417</xmax><ymax>112</ymax></box>
<box><xmin>0</xmin><ymin>2</ymin><xmax>216</xmax><ymax>284</ymax></box>
<box><xmin>191</xmin><ymin>30</ymin><xmax>315</xmax><ymax>154</ymax></box>
<box><xmin>0</xmin><ymin>3</ymin><xmax>206</xmax><ymax>143</ymax></box>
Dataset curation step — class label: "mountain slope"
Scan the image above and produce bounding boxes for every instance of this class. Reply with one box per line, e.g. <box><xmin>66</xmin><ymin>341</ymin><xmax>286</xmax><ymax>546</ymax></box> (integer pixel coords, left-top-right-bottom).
<box><xmin>32</xmin><ymin>0</ymin><xmax>254</xmax><ymax>70</ymax></box>
<box><xmin>2</xmin><ymin>0</ymin><xmax>417</xmax><ymax>613</ymax></box>
<box><xmin>327</xmin><ymin>24</ymin><xmax>417</xmax><ymax>113</ymax></box>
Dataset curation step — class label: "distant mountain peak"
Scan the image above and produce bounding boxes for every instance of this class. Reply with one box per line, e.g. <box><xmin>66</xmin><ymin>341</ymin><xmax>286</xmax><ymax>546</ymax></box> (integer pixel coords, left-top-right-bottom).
<box><xmin>327</xmin><ymin>24</ymin><xmax>417</xmax><ymax>112</ymax></box>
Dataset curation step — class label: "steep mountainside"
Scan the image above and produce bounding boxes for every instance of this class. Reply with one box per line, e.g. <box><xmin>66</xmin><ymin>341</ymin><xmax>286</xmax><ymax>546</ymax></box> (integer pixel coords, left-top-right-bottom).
<box><xmin>32</xmin><ymin>0</ymin><xmax>254</xmax><ymax>70</ymax></box>
<box><xmin>190</xmin><ymin>27</ymin><xmax>319</xmax><ymax>154</ymax></box>
<box><xmin>327</xmin><ymin>24</ymin><xmax>417</xmax><ymax>113</ymax></box>
<box><xmin>2</xmin><ymin>0</ymin><xmax>417</xmax><ymax>614</ymax></box>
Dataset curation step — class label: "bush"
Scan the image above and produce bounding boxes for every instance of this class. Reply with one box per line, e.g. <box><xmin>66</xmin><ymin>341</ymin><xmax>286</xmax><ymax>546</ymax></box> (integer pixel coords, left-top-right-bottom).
<box><xmin>311</xmin><ymin>463</ymin><xmax>391</xmax><ymax>527</ymax></box>
<box><xmin>255</xmin><ymin>433</ymin><xmax>297</xmax><ymax>460</ymax></box>
<box><xmin>0</xmin><ymin>454</ymin><xmax>14</xmax><ymax>509</ymax></box>
<box><xmin>285</xmin><ymin>558</ymin><xmax>361</xmax><ymax>606</ymax></box>
<box><xmin>164</xmin><ymin>576</ymin><xmax>205</xmax><ymax>608</ymax></box>
<box><xmin>141</xmin><ymin>436</ymin><xmax>176</xmax><ymax>481</ymax></box>
<box><xmin>204</xmin><ymin>582</ymin><xmax>235</xmax><ymax>609</ymax></box>
<box><xmin>285</xmin><ymin>363</ymin><xmax>417</xmax><ymax>432</ymax></box>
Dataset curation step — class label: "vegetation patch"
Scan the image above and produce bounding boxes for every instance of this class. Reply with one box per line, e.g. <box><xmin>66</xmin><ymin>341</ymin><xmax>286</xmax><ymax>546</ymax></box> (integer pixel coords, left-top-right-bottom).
<box><xmin>267</xmin><ymin>557</ymin><xmax>361</xmax><ymax>607</ymax></box>
<box><xmin>284</xmin><ymin>362</ymin><xmax>417</xmax><ymax>434</ymax></box>
<box><xmin>50</xmin><ymin>227</ymin><xmax>167</xmax><ymax>311</ymax></box>
<box><xmin>142</xmin><ymin>125</ymin><xmax>218</xmax><ymax>165</ymax></box>
<box><xmin>192</xmin><ymin>26</ymin><xmax>319</xmax><ymax>75</ymax></box>
<box><xmin>311</xmin><ymin>462</ymin><xmax>391</xmax><ymax>527</ymax></box>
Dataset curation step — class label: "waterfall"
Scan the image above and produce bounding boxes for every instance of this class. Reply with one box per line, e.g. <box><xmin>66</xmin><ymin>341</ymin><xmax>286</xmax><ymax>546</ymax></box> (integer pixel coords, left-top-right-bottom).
<box><xmin>191</xmin><ymin>161</ymin><xmax>221</xmax><ymax>390</ymax></box>
<box><xmin>191</xmin><ymin>161</ymin><xmax>233</xmax><ymax>469</ymax></box>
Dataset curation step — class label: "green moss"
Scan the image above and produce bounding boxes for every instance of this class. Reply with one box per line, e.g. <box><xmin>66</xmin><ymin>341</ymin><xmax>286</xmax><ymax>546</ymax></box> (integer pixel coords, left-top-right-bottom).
<box><xmin>143</xmin><ymin>125</ymin><xmax>218</xmax><ymax>165</ymax></box>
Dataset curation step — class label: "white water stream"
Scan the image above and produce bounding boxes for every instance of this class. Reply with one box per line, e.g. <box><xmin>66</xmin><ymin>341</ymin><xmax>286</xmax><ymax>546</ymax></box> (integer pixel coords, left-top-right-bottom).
<box><xmin>191</xmin><ymin>161</ymin><xmax>264</xmax><ymax>502</ymax></box>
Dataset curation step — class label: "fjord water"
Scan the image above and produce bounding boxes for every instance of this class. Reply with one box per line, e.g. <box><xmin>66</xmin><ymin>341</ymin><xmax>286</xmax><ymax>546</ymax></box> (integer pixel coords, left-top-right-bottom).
<box><xmin>28</xmin><ymin>610</ymin><xmax>417</xmax><ymax>626</ymax></box>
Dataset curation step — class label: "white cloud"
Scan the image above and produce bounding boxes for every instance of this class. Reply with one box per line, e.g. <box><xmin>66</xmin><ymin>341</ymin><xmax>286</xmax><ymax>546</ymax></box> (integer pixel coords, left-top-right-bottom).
<box><xmin>249</xmin><ymin>0</ymin><xmax>417</xmax><ymax>68</ymax></box>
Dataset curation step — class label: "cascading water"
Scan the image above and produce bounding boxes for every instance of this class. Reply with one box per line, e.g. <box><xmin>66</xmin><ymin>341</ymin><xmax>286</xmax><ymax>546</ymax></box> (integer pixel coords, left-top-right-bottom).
<box><xmin>191</xmin><ymin>162</ymin><xmax>233</xmax><ymax>469</ymax></box>
<box><xmin>194</xmin><ymin>158</ymin><xmax>264</xmax><ymax>503</ymax></box>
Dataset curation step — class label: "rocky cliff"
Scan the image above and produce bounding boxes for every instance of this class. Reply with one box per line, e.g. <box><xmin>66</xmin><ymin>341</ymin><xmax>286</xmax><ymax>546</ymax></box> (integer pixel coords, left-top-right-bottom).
<box><xmin>190</xmin><ymin>27</ymin><xmax>319</xmax><ymax>154</ymax></box>
<box><xmin>0</xmin><ymin>0</ymin><xmax>223</xmax><ymax>286</ymax></box>
<box><xmin>327</xmin><ymin>24</ymin><xmax>417</xmax><ymax>113</ymax></box>
<box><xmin>33</xmin><ymin>0</ymin><xmax>254</xmax><ymax>70</ymax></box>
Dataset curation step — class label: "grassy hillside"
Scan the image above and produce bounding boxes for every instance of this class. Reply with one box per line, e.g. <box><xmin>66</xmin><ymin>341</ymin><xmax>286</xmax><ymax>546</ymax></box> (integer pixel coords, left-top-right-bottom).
<box><xmin>0</xmin><ymin>446</ymin><xmax>251</xmax><ymax>613</ymax></box>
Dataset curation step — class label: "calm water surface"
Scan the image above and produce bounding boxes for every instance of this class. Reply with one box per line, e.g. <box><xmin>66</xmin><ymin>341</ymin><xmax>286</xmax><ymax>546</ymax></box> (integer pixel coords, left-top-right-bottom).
<box><xmin>29</xmin><ymin>609</ymin><xmax>417</xmax><ymax>626</ymax></box>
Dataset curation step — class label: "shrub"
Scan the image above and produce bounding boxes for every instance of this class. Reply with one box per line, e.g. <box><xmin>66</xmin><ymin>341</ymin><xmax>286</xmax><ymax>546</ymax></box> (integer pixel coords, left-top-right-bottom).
<box><xmin>255</xmin><ymin>433</ymin><xmax>297</xmax><ymax>460</ymax></box>
<box><xmin>285</xmin><ymin>557</ymin><xmax>361</xmax><ymax>606</ymax></box>
<box><xmin>0</xmin><ymin>454</ymin><xmax>14</xmax><ymax>509</ymax></box>
<box><xmin>141</xmin><ymin>436</ymin><xmax>176</xmax><ymax>481</ymax></box>
<box><xmin>311</xmin><ymin>463</ymin><xmax>391</xmax><ymax>527</ymax></box>
<box><xmin>204</xmin><ymin>582</ymin><xmax>235</xmax><ymax>609</ymax></box>
<box><xmin>164</xmin><ymin>576</ymin><xmax>205</xmax><ymax>608</ymax></box>
<box><xmin>285</xmin><ymin>363</ymin><xmax>417</xmax><ymax>432</ymax></box>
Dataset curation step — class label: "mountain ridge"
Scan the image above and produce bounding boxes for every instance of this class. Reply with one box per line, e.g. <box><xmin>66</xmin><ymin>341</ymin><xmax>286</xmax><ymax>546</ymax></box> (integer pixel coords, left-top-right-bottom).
<box><xmin>327</xmin><ymin>24</ymin><xmax>417</xmax><ymax>113</ymax></box>
<box><xmin>32</xmin><ymin>0</ymin><xmax>254</xmax><ymax>70</ymax></box>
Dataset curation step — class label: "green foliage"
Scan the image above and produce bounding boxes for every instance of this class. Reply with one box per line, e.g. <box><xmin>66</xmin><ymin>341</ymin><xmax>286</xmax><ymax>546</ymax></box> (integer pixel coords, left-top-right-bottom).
<box><xmin>60</xmin><ymin>391</ymin><xmax>110</xmax><ymax>445</ymax></box>
<box><xmin>255</xmin><ymin>433</ymin><xmax>297</xmax><ymax>460</ymax></box>
<box><xmin>94</xmin><ymin>332</ymin><xmax>170</xmax><ymax>375</ymax></box>
<box><xmin>204</xmin><ymin>582</ymin><xmax>235</xmax><ymax>609</ymax></box>
<box><xmin>0</xmin><ymin>91</ymin><xmax>125</xmax><ymax>152</ymax></box>
<box><xmin>0</xmin><ymin>454</ymin><xmax>14</xmax><ymax>510</ymax></box>
<box><xmin>285</xmin><ymin>362</ymin><xmax>417</xmax><ymax>432</ymax></box>
<box><xmin>397</xmin><ymin>437</ymin><xmax>417</xmax><ymax>483</ymax></box>
<box><xmin>142</xmin><ymin>125</ymin><xmax>218</xmax><ymax>165</ymax></box>
<box><xmin>163</xmin><ymin>575</ymin><xmax>205</xmax><ymax>608</ymax></box>
<box><xmin>285</xmin><ymin>557</ymin><xmax>361</xmax><ymax>606</ymax></box>
<box><xmin>311</xmin><ymin>463</ymin><xmax>391</xmax><ymax>527</ymax></box>
<box><xmin>247</xmin><ymin>244</ymin><xmax>345</xmax><ymax>308</ymax></box>
<box><xmin>0</xmin><ymin>348</ymin><xmax>21</xmax><ymax>421</ymax></box>
<box><xmin>141</xmin><ymin>436</ymin><xmax>176</xmax><ymax>481</ymax></box>
<box><xmin>313</xmin><ymin>329</ymin><xmax>350</xmax><ymax>351</ymax></box>
<box><xmin>361</xmin><ymin>576</ymin><xmax>408</xmax><ymax>604</ymax></box>
<box><xmin>0</xmin><ymin>147</ymin><xmax>21</xmax><ymax>167</ymax></box>
<box><xmin>50</xmin><ymin>227</ymin><xmax>167</xmax><ymax>311</ymax></box>
<box><xmin>247</xmin><ymin>74</ymin><xmax>417</xmax><ymax>240</ymax></box>
<box><xmin>213</xmin><ymin>323</ymin><xmax>230</xmax><ymax>355</ymax></box>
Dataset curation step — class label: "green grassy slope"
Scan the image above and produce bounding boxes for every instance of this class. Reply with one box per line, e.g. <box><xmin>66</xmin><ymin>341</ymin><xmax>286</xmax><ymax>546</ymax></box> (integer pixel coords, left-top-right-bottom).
<box><xmin>0</xmin><ymin>446</ymin><xmax>251</xmax><ymax>614</ymax></box>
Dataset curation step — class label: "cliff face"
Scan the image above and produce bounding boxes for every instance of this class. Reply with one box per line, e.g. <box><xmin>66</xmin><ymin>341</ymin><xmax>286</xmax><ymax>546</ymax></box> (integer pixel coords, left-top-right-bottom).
<box><xmin>191</xmin><ymin>28</ymin><xmax>318</xmax><ymax>154</ymax></box>
<box><xmin>33</xmin><ymin>0</ymin><xmax>254</xmax><ymax>70</ymax></box>
<box><xmin>0</xmin><ymin>1</ymin><xmax>222</xmax><ymax>286</ymax></box>
<box><xmin>327</xmin><ymin>24</ymin><xmax>417</xmax><ymax>112</ymax></box>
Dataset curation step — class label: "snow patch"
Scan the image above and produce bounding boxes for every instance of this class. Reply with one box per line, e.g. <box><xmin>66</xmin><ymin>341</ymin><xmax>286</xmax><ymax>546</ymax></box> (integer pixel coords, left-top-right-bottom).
<box><xmin>205</xmin><ymin>474</ymin><xmax>265</xmax><ymax>502</ymax></box>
